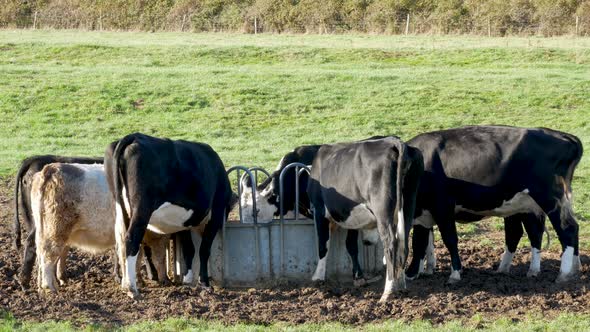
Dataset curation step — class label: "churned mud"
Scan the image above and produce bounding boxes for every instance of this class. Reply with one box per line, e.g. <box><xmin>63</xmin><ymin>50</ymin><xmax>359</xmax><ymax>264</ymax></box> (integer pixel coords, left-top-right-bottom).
<box><xmin>0</xmin><ymin>177</ymin><xmax>588</xmax><ymax>327</ymax></box>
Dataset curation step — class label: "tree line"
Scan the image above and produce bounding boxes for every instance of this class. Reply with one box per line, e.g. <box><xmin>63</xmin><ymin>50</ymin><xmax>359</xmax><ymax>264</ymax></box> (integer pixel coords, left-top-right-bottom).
<box><xmin>1</xmin><ymin>0</ymin><xmax>589</xmax><ymax>36</ymax></box>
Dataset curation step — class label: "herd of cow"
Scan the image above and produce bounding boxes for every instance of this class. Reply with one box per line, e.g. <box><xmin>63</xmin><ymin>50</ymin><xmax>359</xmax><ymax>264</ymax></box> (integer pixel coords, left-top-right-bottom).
<box><xmin>11</xmin><ymin>125</ymin><xmax>583</xmax><ymax>303</ymax></box>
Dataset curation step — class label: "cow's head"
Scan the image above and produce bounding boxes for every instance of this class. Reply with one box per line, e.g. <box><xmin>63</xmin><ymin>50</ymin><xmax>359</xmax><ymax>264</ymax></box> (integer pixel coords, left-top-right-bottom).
<box><xmin>239</xmin><ymin>175</ymin><xmax>279</xmax><ymax>223</ymax></box>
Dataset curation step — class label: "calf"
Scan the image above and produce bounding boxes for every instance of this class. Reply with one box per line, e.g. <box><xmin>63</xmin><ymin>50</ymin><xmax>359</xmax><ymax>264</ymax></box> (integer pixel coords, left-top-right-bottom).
<box><xmin>309</xmin><ymin>137</ymin><xmax>423</xmax><ymax>302</ymax></box>
<box><xmin>105</xmin><ymin>133</ymin><xmax>234</xmax><ymax>298</ymax></box>
<box><xmin>31</xmin><ymin>163</ymin><xmax>169</xmax><ymax>292</ymax></box>
<box><xmin>406</xmin><ymin>126</ymin><xmax>583</xmax><ymax>283</ymax></box>
<box><xmin>14</xmin><ymin>155</ymin><xmax>102</xmax><ymax>288</ymax></box>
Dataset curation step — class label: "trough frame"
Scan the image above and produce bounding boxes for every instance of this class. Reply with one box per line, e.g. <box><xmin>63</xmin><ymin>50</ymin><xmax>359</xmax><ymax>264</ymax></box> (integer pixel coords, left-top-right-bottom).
<box><xmin>168</xmin><ymin>163</ymin><xmax>384</xmax><ymax>287</ymax></box>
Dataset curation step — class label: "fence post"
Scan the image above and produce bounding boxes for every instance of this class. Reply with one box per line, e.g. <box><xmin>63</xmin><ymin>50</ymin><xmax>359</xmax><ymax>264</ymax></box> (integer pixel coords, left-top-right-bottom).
<box><xmin>405</xmin><ymin>13</ymin><xmax>410</xmax><ymax>35</ymax></box>
<box><xmin>254</xmin><ymin>16</ymin><xmax>257</xmax><ymax>34</ymax></box>
<box><xmin>33</xmin><ymin>11</ymin><xmax>37</xmax><ymax>30</ymax></box>
<box><xmin>488</xmin><ymin>18</ymin><xmax>491</xmax><ymax>37</ymax></box>
<box><xmin>576</xmin><ymin>16</ymin><xmax>579</xmax><ymax>36</ymax></box>
<box><xmin>99</xmin><ymin>9</ymin><xmax>103</xmax><ymax>31</ymax></box>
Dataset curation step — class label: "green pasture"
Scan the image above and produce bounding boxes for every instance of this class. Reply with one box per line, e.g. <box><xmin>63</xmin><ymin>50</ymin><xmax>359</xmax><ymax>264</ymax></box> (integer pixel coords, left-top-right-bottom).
<box><xmin>0</xmin><ymin>30</ymin><xmax>589</xmax><ymax>329</ymax></box>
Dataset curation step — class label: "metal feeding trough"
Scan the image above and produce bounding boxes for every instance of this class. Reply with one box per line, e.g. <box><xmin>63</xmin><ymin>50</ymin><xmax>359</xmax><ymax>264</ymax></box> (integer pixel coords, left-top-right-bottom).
<box><xmin>168</xmin><ymin>163</ymin><xmax>384</xmax><ymax>287</ymax></box>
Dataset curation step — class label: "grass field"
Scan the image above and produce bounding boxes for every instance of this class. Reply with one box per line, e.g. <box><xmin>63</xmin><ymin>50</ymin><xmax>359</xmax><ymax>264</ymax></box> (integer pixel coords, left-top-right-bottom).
<box><xmin>1</xmin><ymin>30</ymin><xmax>589</xmax><ymax>330</ymax></box>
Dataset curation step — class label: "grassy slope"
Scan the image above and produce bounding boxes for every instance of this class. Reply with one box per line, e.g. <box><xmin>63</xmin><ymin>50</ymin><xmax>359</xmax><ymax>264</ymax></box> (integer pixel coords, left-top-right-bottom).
<box><xmin>0</xmin><ymin>30</ymin><xmax>589</xmax><ymax>329</ymax></box>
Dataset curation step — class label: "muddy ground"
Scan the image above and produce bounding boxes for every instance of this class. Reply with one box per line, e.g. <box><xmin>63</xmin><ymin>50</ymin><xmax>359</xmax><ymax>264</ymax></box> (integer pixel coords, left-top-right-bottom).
<box><xmin>1</xmin><ymin>177</ymin><xmax>589</xmax><ymax>327</ymax></box>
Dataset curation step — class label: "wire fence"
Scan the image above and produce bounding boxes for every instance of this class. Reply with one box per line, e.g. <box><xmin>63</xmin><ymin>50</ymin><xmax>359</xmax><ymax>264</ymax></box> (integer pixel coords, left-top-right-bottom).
<box><xmin>7</xmin><ymin>11</ymin><xmax>590</xmax><ymax>37</ymax></box>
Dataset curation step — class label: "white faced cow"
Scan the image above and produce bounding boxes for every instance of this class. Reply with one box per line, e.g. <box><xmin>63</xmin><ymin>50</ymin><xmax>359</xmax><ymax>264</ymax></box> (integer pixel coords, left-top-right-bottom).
<box><xmin>405</xmin><ymin>125</ymin><xmax>583</xmax><ymax>284</ymax></box>
<box><xmin>105</xmin><ymin>133</ymin><xmax>234</xmax><ymax>298</ymax></box>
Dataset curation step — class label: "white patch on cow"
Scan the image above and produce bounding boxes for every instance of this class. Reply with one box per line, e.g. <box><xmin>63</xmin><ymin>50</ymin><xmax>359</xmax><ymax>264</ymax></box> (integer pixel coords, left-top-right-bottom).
<box><xmin>557</xmin><ymin>246</ymin><xmax>574</xmax><ymax>282</ymax></box>
<box><xmin>240</xmin><ymin>183</ymin><xmax>277</xmax><ymax>224</ymax></box>
<box><xmin>114</xmin><ymin>202</ymin><xmax>127</xmax><ymax>286</ymax></box>
<box><xmin>183</xmin><ymin>269</ymin><xmax>194</xmax><ymax>284</ymax></box>
<box><xmin>413</xmin><ymin>210</ymin><xmax>435</xmax><ymax>228</ymax></box>
<box><xmin>312</xmin><ymin>240</ymin><xmax>329</xmax><ymax>281</ymax></box>
<box><xmin>449</xmin><ymin>269</ymin><xmax>461</xmax><ymax>283</ymax></box>
<box><xmin>418</xmin><ymin>259</ymin><xmax>425</xmax><ymax>274</ymax></box>
<box><xmin>425</xmin><ymin>230</ymin><xmax>436</xmax><ymax>275</ymax></box>
<box><xmin>455</xmin><ymin>189</ymin><xmax>544</xmax><ymax>218</ymax></box>
<box><xmin>66</xmin><ymin>164</ymin><xmax>114</xmax><ymax>254</ymax></box>
<box><xmin>122</xmin><ymin>185</ymin><xmax>131</xmax><ymax>216</ymax></box>
<box><xmin>125</xmin><ymin>253</ymin><xmax>138</xmax><ymax>294</ymax></box>
<box><xmin>497</xmin><ymin>246</ymin><xmax>514</xmax><ymax>273</ymax></box>
<box><xmin>380</xmin><ymin>270</ymin><xmax>394</xmax><ymax>303</ymax></box>
<box><xmin>361</xmin><ymin>228</ymin><xmax>380</xmax><ymax>245</ymax></box>
<box><xmin>337</xmin><ymin>204</ymin><xmax>377</xmax><ymax>230</ymax></box>
<box><xmin>527</xmin><ymin>247</ymin><xmax>541</xmax><ymax>277</ymax></box>
<box><xmin>383</xmin><ymin>255</ymin><xmax>386</xmax><ymax>266</ymax></box>
<box><xmin>147</xmin><ymin>202</ymin><xmax>195</xmax><ymax>234</ymax></box>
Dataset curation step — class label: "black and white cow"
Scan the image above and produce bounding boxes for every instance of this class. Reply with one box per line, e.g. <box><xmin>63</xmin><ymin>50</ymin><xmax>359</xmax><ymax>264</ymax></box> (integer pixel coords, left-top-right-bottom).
<box><xmin>308</xmin><ymin>137</ymin><xmax>423</xmax><ymax>302</ymax></box>
<box><xmin>405</xmin><ymin>125</ymin><xmax>583</xmax><ymax>283</ymax></box>
<box><xmin>14</xmin><ymin>155</ymin><xmax>103</xmax><ymax>288</ymax></box>
<box><xmin>241</xmin><ymin>137</ymin><xmax>423</xmax><ymax>300</ymax></box>
<box><xmin>105</xmin><ymin>132</ymin><xmax>234</xmax><ymax>298</ymax></box>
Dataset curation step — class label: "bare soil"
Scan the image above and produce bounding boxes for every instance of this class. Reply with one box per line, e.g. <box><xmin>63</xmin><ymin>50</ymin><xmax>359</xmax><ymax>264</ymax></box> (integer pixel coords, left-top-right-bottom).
<box><xmin>1</xmin><ymin>177</ymin><xmax>589</xmax><ymax>327</ymax></box>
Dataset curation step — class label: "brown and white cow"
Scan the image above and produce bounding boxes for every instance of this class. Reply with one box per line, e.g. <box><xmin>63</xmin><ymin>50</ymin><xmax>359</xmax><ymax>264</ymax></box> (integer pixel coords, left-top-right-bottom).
<box><xmin>31</xmin><ymin>162</ymin><xmax>169</xmax><ymax>292</ymax></box>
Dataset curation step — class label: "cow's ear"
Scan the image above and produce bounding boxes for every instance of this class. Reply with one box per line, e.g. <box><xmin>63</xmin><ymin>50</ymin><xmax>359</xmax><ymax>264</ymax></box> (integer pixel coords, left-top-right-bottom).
<box><xmin>240</xmin><ymin>173</ymin><xmax>253</xmax><ymax>190</ymax></box>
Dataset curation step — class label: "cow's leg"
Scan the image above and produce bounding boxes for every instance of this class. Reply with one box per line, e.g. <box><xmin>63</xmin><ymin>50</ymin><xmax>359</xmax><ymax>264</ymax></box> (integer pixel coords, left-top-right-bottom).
<box><xmin>345</xmin><ymin>229</ymin><xmax>365</xmax><ymax>286</ymax></box>
<box><xmin>312</xmin><ymin>208</ymin><xmax>330</xmax><ymax>282</ymax></box>
<box><xmin>545</xmin><ymin>209</ymin><xmax>579</xmax><ymax>283</ymax></box>
<box><xmin>36</xmin><ymin>236</ymin><xmax>62</xmax><ymax>293</ymax></box>
<box><xmin>180</xmin><ymin>230</ymin><xmax>196</xmax><ymax>285</ymax></box>
<box><xmin>57</xmin><ymin>246</ymin><xmax>68</xmax><ymax>286</ymax></box>
<box><xmin>437</xmin><ymin>217</ymin><xmax>462</xmax><ymax>283</ymax></box>
<box><xmin>424</xmin><ymin>229</ymin><xmax>436</xmax><ymax>275</ymax></box>
<box><xmin>118</xmin><ymin>202</ymin><xmax>152</xmax><ymax>299</ymax></box>
<box><xmin>19</xmin><ymin>228</ymin><xmax>37</xmax><ymax>289</ymax></box>
<box><xmin>150</xmin><ymin>236</ymin><xmax>171</xmax><ymax>286</ymax></box>
<box><xmin>406</xmin><ymin>225</ymin><xmax>430</xmax><ymax>280</ymax></box>
<box><xmin>498</xmin><ymin>216</ymin><xmax>523</xmax><ymax>273</ymax></box>
<box><xmin>522</xmin><ymin>214</ymin><xmax>544</xmax><ymax>277</ymax></box>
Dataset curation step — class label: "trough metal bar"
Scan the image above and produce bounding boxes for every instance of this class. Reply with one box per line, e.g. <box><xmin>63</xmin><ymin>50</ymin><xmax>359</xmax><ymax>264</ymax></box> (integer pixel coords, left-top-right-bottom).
<box><xmin>278</xmin><ymin>162</ymin><xmax>313</xmax><ymax>279</ymax></box>
<box><xmin>295</xmin><ymin>165</ymin><xmax>300</xmax><ymax>221</ymax></box>
<box><xmin>226</xmin><ymin>166</ymin><xmax>259</xmax><ymax>284</ymax></box>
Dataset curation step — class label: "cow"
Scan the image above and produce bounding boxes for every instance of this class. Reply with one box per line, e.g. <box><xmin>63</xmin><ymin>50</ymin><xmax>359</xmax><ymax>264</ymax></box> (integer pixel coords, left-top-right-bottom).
<box><xmin>240</xmin><ymin>136</ymin><xmax>422</xmax><ymax>301</ymax></box>
<box><xmin>105</xmin><ymin>132</ymin><xmax>234</xmax><ymax>298</ymax></box>
<box><xmin>30</xmin><ymin>162</ymin><xmax>170</xmax><ymax>292</ymax></box>
<box><xmin>405</xmin><ymin>125</ymin><xmax>583</xmax><ymax>284</ymax></box>
<box><xmin>308</xmin><ymin>137</ymin><xmax>423</xmax><ymax>302</ymax></box>
<box><xmin>14</xmin><ymin>155</ymin><xmax>103</xmax><ymax>288</ymax></box>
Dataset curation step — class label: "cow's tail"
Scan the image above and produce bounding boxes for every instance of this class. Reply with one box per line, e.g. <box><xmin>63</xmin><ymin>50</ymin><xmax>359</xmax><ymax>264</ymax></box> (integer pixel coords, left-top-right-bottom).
<box><xmin>558</xmin><ymin>133</ymin><xmax>583</xmax><ymax>228</ymax></box>
<box><xmin>389</xmin><ymin>139</ymin><xmax>410</xmax><ymax>291</ymax></box>
<box><xmin>14</xmin><ymin>158</ymin><xmax>35</xmax><ymax>252</ymax></box>
<box><xmin>112</xmin><ymin>135</ymin><xmax>137</xmax><ymax>228</ymax></box>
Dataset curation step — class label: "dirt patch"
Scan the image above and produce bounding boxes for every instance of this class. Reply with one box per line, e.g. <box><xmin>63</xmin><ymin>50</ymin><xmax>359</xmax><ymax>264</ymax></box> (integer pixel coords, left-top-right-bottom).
<box><xmin>0</xmin><ymin>177</ymin><xmax>588</xmax><ymax>327</ymax></box>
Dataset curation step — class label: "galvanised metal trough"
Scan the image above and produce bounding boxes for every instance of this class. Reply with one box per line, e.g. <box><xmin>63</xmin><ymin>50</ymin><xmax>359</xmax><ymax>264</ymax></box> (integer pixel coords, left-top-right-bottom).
<box><xmin>168</xmin><ymin>163</ymin><xmax>384</xmax><ymax>287</ymax></box>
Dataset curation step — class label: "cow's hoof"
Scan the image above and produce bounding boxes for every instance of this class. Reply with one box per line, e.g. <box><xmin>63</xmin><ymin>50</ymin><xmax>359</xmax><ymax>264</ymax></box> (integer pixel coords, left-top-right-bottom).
<box><xmin>127</xmin><ymin>290</ymin><xmax>141</xmax><ymax>300</ymax></box>
<box><xmin>424</xmin><ymin>264</ymin><xmax>435</xmax><ymax>275</ymax></box>
<box><xmin>198</xmin><ymin>284</ymin><xmax>214</xmax><ymax>294</ymax></box>
<box><xmin>58</xmin><ymin>279</ymin><xmax>67</xmax><ymax>286</ymax></box>
<box><xmin>353</xmin><ymin>278</ymin><xmax>367</xmax><ymax>287</ymax></box>
<box><xmin>183</xmin><ymin>270</ymin><xmax>195</xmax><ymax>285</ymax></box>
<box><xmin>447</xmin><ymin>270</ymin><xmax>461</xmax><ymax>284</ymax></box>
<box><xmin>526</xmin><ymin>269</ymin><xmax>540</xmax><ymax>278</ymax></box>
<box><xmin>160</xmin><ymin>278</ymin><xmax>171</xmax><ymax>287</ymax></box>
<box><xmin>378</xmin><ymin>292</ymin><xmax>392</xmax><ymax>303</ymax></box>
<box><xmin>405</xmin><ymin>273</ymin><xmax>418</xmax><ymax>281</ymax></box>
<box><xmin>556</xmin><ymin>273</ymin><xmax>571</xmax><ymax>284</ymax></box>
